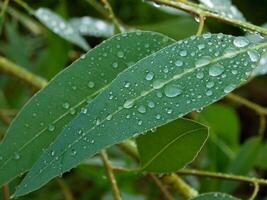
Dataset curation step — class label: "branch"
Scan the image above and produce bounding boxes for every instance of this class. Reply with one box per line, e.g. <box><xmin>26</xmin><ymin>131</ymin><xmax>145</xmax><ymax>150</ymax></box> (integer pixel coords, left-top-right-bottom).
<box><xmin>0</xmin><ymin>56</ymin><xmax>47</xmax><ymax>90</ymax></box>
<box><xmin>56</xmin><ymin>178</ymin><xmax>75</xmax><ymax>200</ymax></box>
<box><xmin>100</xmin><ymin>150</ymin><xmax>121</xmax><ymax>200</ymax></box>
<box><xmin>148</xmin><ymin>0</ymin><xmax>267</xmax><ymax>35</ymax></box>
<box><xmin>196</xmin><ymin>15</ymin><xmax>205</xmax><ymax>36</ymax></box>
<box><xmin>177</xmin><ymin>169</ymin><xmax>267</xmax><ymax>186</ymax></box>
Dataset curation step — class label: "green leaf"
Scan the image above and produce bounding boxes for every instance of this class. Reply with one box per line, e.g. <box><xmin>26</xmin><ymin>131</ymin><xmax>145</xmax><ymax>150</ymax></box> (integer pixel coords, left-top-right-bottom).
<box><xmin>34</xmin><ymin>8</ymin><xmax>90</xmax><ymax>51</ymax></box>
<box><xmin>69</xmin><ymin>17</ymin><xmax>114</xmax><ymax>38</ymax></box>
<box><xmin>0</xmin><ymin>31</ymin><xmax>174</xmax><ymax>187</ymax></box>
<box><xmin>191</xmin><ymin>192</ymin><xmax>239</xmax><ymax>200</ymax></box>
<box><xmin>15</xmin><ymin>33</ymin><xmax>266</xmax><ymax>196</ymax></box>
<box><xmin>256</xmin><ymin>141</ymin><xmax>267</xmax><ymax>169</ymax></box>
<box><xmin>197</xmin><ymin>103</ymin><xmax>240</xmax><ymax>148</ymax></box>
<box><xmin>136</xmin><ymin>118</ymin><xmax>208</xmax><ymax>172</ymax></box>
<box><xmin>199</xmin><ymin>0</ymin><xmax>245</xmax><ymax>21</ymax></box>
<box><xmin>219</xmin><ymin>137</ymin><xmax>261</xmax><ymax>193</ymax></box>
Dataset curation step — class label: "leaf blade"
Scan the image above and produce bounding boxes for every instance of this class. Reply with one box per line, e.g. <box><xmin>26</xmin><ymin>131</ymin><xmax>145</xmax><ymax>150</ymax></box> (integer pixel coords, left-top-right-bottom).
<box><xmin>15</xmin><ymin>33</ymin><xmax>266</xmax><ymax>196</ymax></box>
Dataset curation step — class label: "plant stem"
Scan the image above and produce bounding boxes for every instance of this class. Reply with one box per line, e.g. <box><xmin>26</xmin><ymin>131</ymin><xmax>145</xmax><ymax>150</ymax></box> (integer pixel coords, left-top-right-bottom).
<box><xmin>258</xmin><ymin>114</ymin><xmax>266</xmax><ymax>138</ymax></box>
<box><xmin>226</xmin><ymin>93</ymin><xmax>267</xmax><ymax>115</ymax></box>
<box><xmin>0</xmin><ymin>56</ymin><xmax>47</xmax><ymax>90</ymax></box>
<box><xmin>196</xmin><ymin>15</ymin><xmax>205</xmax><ymax>36</ymax></box>
<box><xmin>85</xmin><ymin>0</ymin><xmax>109</xmax><ymax>19</ymax></box>
<box><xmin>163</xmin><ymin>174</ymin><xmax>198</xmax><ymax>199</ymax></box>
<box><xmin>177</xmin><ymin>169</ymin><xmax>267</xmax><ymax>186</ymax></box>
<box><xmin>56</xmin><ymin>178</ymin><xmax>75</xmax><ymax>200</ymax></box>
<box><xmin>149</xmin><ymin>173</ymin><xmax>174</xmax><ymax>200</ymax></box>
<box><xmin>100</xmin><ymin>150</ymin><xmax>121</xmax><ymax>200</ymax></box>
<box><xmin>117</xmin><ymin>140</ymin><xmax>139</xmax><ymax>162</ymax></box>
<box><xmin>12</xmin><ymin>0</ymin><xmax>33</xmax><ymax>14</ymax></box>
<box><xmin>101</xmin><ymin>0</ymin><xmax>121</xmax><ymax>34</ymax></box>
<box><xmin>148</xmin><ymin>0</ymin><xmax>267</xmax><ymax>35</ymax></box>
<box><xmin>249</xmin><ymin>182</ymin><xmax>259</xmax><ymax>200</ymax></box>
<box><xmin>2</xmin><ymin>185</ymin><xmax>9</xmax><ymax>200</ymax></box>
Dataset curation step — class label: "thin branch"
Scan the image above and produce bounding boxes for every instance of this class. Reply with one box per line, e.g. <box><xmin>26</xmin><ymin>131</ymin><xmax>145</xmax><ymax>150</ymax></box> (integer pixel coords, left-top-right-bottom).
<box><xmin>2</xmin><ymin>185</ymin><xmax>9</xmax><ymax>200</ymax></box>
<box><xmin>100</xmin><ymin>150</ymin><xmax>121</xmax><ymax>200</ymax></box>
<box><xmin>196</xmin><ymin>15</ymin><xmax>205</xmax><ymax>36</ymax></box>
<box><xmin>0</xmin><ymin>56</ymin><xmax>47</xmax><ymax>90</ymax></box>
<box><xmin>149</xmin><ymin>173</ymin><xmax>174</xmax><ymax>200</ymax></box>
<box><xmin>100</xmin><ymin>0</ymin><xmax>121</xmax><ymax>33</ymax></box>
<box><xmin>226</xmin><ymin>93</ymin><xmax>267</xmax><ymax>116</ymax></box>
<box><xmin>162</xmin><ymin>174</ymin><xmax>198</xmax><ymax>199</ymax></box>
<box><xmin>148</xmin><ymin>0</ymin><xmax>267</xmax><ymax>35</ymax></box>
<box><xmin>258</xmin><ymin>114</ymin><xmax>266</xmax><ymax>138</ymax></box>
<box><xmin>177</xmin><ymin>169</ymin><xmax>267</xmax><ymax>186</ymax></box>
<box><xmin>85</xmin><ymin>0</ymin><xmax>109</xmax><ymax>19</ymax></box>
<box><xmin>11</xmin><ymin>0</ymin><xmax>33</xmax><ymax>14</ymax></box>
<box><xmin>56</xmin><ymin>178</ymin><xmax>75</xmax><ymax>200</ymax></box>
<box><xmin>249</xmin><ymin>182</ymin><xmax>259</xmax><ymax>200</ymax></box>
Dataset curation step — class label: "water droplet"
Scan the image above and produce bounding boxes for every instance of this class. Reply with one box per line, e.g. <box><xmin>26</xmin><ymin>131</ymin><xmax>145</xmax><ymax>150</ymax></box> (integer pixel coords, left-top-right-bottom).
<box><xmin>117</xmin><ymin>51</ymin><xmax>124</xmax><ymax>58</ymax></box>
<box><xmin>164</xmin><ymin>84</ymin><xmax>182</xmax><ymax>98</ymax></box>
<box><xmin>175</xmin><ymin>60</ymin><xmax>183</xmax><ymax>67</ymax></box>
<box><xmin>152</xmin><ymin>79</ymin><xmax>165</xmax><ymax>89</ymax></box>
<box><xmin>14</xmin><ymin>153</ymin><xmax>20</xmax><ymax>160</ymax></box>
<box><xmin>51</xmin><ymin>151</ymin><xmax>55</xmax><ymax>156</ymax></box>
<box><xmin>148</xmin><ymin>101</ymin><xmax>155</xmax><ymax>108</ymax></box>
<box><xmin>124</xmin><ymin>82</ymin><xmax>131</xmax><ymax>88</ymax></box>
<box><xmin>48</xmin><ymin>125</ymin><xmax>55</xmax><ymax>132</ymax></box>
<box><xmin>145</xmin><ymin>72</ymin><xmax>154</xmax><ymax>81</ymax></box>
<box><xmin>179</xmin><ymin>50</ymin><xmax>187</xmax><ymax>57</ymax></box>
<box><xmin>247</xmin><ymin>50</ymin><xmax>260</xmax><ymax>62</ymax></box>
<box><xmin>137</xmin><ymin>105</ymin><xmax>146</xmax><ymax>113</ymax></box>
<box><xmin>155</xmin><ymin>114</ymin><xmax>161</xmax><ymax>120</ymax></box>
<box><xmin>197</xmin><ymin>44</ymin><xmax>205</xmax><ymax>50</ymax></box>
<box><xmin>88</xmin><ymin>81</ymin><xmax>95</xmax><ymax>88</ymax></box>
<box><xmin>71</xmin><ymin>150</ymin><xmax>77</xmax><ymax>156</ymax></box>
<box><xmin>195</xmin><ymin>56</ymin><xmax>211</xmax><ymax>67</ymax></box>
<box><xmin>209</xmin><ymin>64</ymin><xmax>224</xmax><ymax>76</ymax></box>
<box><xmin>81</xmin><ymin>108</ymin><xmax>88</xmax><ymax>114</ymax></box>
<box><xmin>138</xmin><ymin>120</ymin><xmax>143</xmax><ymax>125</ymax></box>
<box><xmin>206</xmin><ymin>81</ymin><xmax>215</xmax><ymax>88</ymax></box>
<box><xmin>224</xmin><ymin>84</ymin><xmax>235</xmax><ymax>93</ymax></box>
<box><xmin>196</xmin><ymin>72</ymin><xmax>204</xmax><ymax>79</ymax></box>
<box><xmin>107</xmin><ymin>114</ymin><xmax>112</xmax><ymax>120</ymax></box>
<box><xmin>206</xmin><ymin>90</ymin><xmax>213</xmax><ymax>96</ymax></box>
<box><xmin>123</xmin><ymin>99</ymin><xmax>134</xmax><ymax>109</ymax></box>
<box><xmin>112</xmin><ymin>62</ymin><xmax>118</xmax><ymax>68</ymax></box>
<box><xmin>62</xmin><ymin>102</ymin><xmax>70</xmax><ymax>109</ymax></box>
<box><xmin>233</xmin><ymin>37</ymin><xmax>249</xmax><ymax>48</ymax></box>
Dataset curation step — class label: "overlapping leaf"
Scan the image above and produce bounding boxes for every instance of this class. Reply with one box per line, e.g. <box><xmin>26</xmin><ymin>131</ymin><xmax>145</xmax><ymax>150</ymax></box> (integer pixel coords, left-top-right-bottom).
<box><xmin>15</xmin><ymin>33</ymin><xmax>267</xmax><ymax>196</ymax></box>
<box><xmin>136</xmin><ymin>118</ymin><xmax>208</xmax><ymax>172</ymax></box>
<box><xmin>34</xmin><ymin>8</ymin><xmax>90</xmax><ymax>50</ymax></box>
<box><xmin>0</xmin><ymin>31</ymin><xmax>175</xmax><ymax>187</ymax></box>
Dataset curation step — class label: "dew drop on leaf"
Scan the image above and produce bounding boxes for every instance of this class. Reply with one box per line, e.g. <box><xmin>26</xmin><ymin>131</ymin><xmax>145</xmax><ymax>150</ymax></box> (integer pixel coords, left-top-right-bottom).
<box><xmin>164</xmin><ymin>84</ymin><xmax>182</xmax><ymax>98</ymax></box>
<box><xmin>209</xmin><ymin>64</ymin><xmax>225</xmax><ymax>76</ymax></box>
<box><xmin>137</xmin><ymin>105</ymin><xmax>146</xmax><ymax>113</ymax></box>
<box><xmin>123</xmin><ymin>99</ymin><xmax>134</xmax><ymax>109</ymax></box>
<box><xmin>233</xmin><ymin>37</ymin><xmax>249</xmax><ymax>48</ymax></box>
<box><xmin>88</xmin><ymin>81</ymin><xmax>95</xmax><ymax>88</ymax></box>
<box><xmin>145</xmin><ymin>72</ymin><xmax>154</xmax><ymax>81</ymax></box>
<box><xmin>224</xmin><ymin>84</ymin><xmax>235</xmax><ymax>93</ymax></box>
<box><xmin>175</xmin><ymin>60</ymin><xmax>183</xmax><ymax>67</ymax></box>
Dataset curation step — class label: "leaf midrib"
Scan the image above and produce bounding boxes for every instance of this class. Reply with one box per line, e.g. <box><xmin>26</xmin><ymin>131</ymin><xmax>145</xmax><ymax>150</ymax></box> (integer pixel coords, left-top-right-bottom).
<box><xmin>141</xmin><ymin>127</ymin><xmax>206</xmax><ymax>170</ymax></box>
<box><xmin>23</xmin><ymin>40</ymin><xmax>267</xmax><ymax>186</ymax></box>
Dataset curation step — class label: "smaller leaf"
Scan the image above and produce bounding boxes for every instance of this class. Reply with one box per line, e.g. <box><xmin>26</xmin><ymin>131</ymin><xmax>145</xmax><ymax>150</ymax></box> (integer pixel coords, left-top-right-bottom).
<box><xmin>199</xmin><ymin>0</ymin><xmax>245</xmax><ymax>21</ymax></box>
<box><xmin>220</xmin><ymin>137</ymin><xmax>261</xmax><ymax>193</ymax></box>
<box><xmin>34</xmin><ymin>8</ymin><xmax>90</xmax><ymax>51</ymax></box>
<box><xmin>191</xmin><ymin>192</ymin><xmax>239</xmax><ymax>200</ymax></box>
<box><xmin>70</xmin><ymin>17</ymin><xmax>114</xmax><ymax>38</ymax></box>
<box><xmin>136</xmin><ymin>118</ymin><xmax>208</xmax><ymax>172</ymax></box>
<box><xmin>256</xmin><ymin>141</ymin><xmax>267</xmax><ymax>170</ymax></box>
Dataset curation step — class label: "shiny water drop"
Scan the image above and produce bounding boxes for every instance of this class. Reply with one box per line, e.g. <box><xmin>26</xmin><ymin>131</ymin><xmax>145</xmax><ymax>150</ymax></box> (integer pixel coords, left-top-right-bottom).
<box><xmin>152</xmin><ymin>79</ymin><xmax>165</xmax><ymax>89</ymax></box>
<box><xmin>137</xmin><ymin>105</ymin><xmax>146</xmax><ymax>113</ymax></box>
<box><xmin>148</xmin><ymin>101</ymin><xmax>155</xmax><ymax>108</ymax></box>
<box><xmin>233</xmin><ymin>37</ymin><xmax>249</xmax><ymax>48</ymax></box>
<box><xmin>179</xmin><ymin>50</ymin><xmax>187</xmax><ymax>57</ymax></box>
<box><xmin>175</xmin><ymin>60</ymin><xmax>183</xmax><ymax>67</ymax></box>
<box><xmin>196</xmin><ymin>72</ymin><xmax>204</xmax><ymax>79</ymax></box>
<box><xmin>14</xmin><ymin>153</ymin><xmax>20</xmax><ymax>160</ymax></box>
<box><xmin>195</xmin><ymin>56</ymin><xmax>211</xmax><ymax>67</ymax></box>
<box><xmin>106</xmin><ymin>114</ymin><xmax>112</xmax><ymax>120</ymax></box>
<box><xmin>117</xmin><ymin>51</ymin><xmax>124</xmax><ymax>58</ymax></box>
<box><xmin>48</xmin><ymin>125</ymin><xmax>55</xmax><ymax>132</ymax></box>
<box><xmin>124</xmin><ymin>82</ymin><xmax>131</xmax><ymax>88</ymax></box>
<box><xmin>123</xmin><ymin>99</ymin><xmax>134</xmax><ymax>109</ymax></box>
<box><xmin>247</xmin><ymin>50</ymin><xmax>260</xmax><ymax>62</ymax></box>
<box><xmin>164</xmin><ymin>84</ymin><xmax>182</xmax><ymax>98</ymax></box>
<box><xmin>112</xmin><ymin>62</ymin><xmax>118</xmax><ymax>68</ymax></box>
<box><xmin>145</xmin><ymin>72</ymin><xmax>154</xmax><ymax>81</ymax></box>
<box><xmin>155</xmin><ymin>114</ymin><xmax>161</xmax><ymax>120</ymax></box>
<box><xmin>88</xmin><ymin>81</ymin><xmax>95</xmax><ymax>88</ymax></box>
<box><xmin>62</xmin><ymin>102</ymin><xmax>70</xmax><ymax>109</ymax></box>
<box><xmin>209</xmin><ymin>64</ymin><xmax>224</xmax><ymax>76</ymax></box>
<box><xmin>206</xmin><ymin>81</ymin><xmax>215</xmax><ymax>88</ymax></box>
<box><xmin>206</xmin><ymin>90</ymin><xmax>213</xmax><ymax>96</ymax></box>
<box><xmin>51</xmin><ymin>151</ymin><xmax>55</xmax><ymax>156</ymax></box>
<box><xmin>224</xmin><ymin>84</ymin><xmax>235</xmax><ymax>93</ymax></box>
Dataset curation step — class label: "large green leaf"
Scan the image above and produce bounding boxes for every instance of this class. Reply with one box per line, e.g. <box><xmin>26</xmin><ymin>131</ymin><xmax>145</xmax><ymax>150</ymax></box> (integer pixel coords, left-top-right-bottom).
<box><xmin>34</xmin><ymin>8</ymin><xmax>90</xmax><ymax>51</ymax></box>
<box><xmin>0</xmin><ymin>31</ymin><xmax>175</xmax><ymax>187</ymax></box>
<box><xmin>191</xmin><ymin>192</ymin><xmax>239</xmax><ymax>200</ymax></box>
<box><xmin>15</xmin><ymin>33</ymin><xmax>267</xmax><ymax>196</ymax></box>
<box><xmin>136</xmin><ymin>118</ymin><xmax>208</xmax><ymax>172</ymax></box>
<box><xmin>219</xmin><ymin>137</ymin><xmax>261</xmax><ymax>193</ymax></box>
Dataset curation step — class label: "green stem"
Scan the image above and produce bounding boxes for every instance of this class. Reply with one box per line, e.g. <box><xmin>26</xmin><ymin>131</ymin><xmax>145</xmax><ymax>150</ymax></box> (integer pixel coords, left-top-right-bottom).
<box><xmin>0</xmin><ymin>56</ymin><xmax>47</xmax><ymax>90</ymax></box>
<box><xmin>226</xmin><ymin>93</ymin><xmax>267</xmax><ymax>116</ymax></box>
<box><xmin>177</xmin><ymin>169</ymin><xmax>267</xmax><ymax>186</ymax></box>
<box><xmin>196</xmin><ymin>15</ymin><xmax>205</xmax><ymax>36</ymax></box>
<box><xmin>148</xmin><ymin>0</ymin><xmax>267</xmax><ymax>35</ymax></box>
<box><xmin>11</xmin><ymin>0</ymin><xmax>33</xmax><ymax>14</ymax></box>
<box><xmin>85</xmin><ymin>0</ymin><xmax>109</xmax><ymax>19</ymax></box>
<box><xmin>56</xmin><ymin>178</ymin><xmax>75</xmax><ymax>200</ymax></box>
<box><xmin>249</xmin><ymin>182</ymin><xmax>259</xmax><ymax>200</ymax></box>
<box><xmin>163</xmin><ymin>174</ymin><xmax>198</xmax><ymax>199</ymax></box>
<box><xmin>100</xmin><ymin>150</ymin><xmax>121</xmax><ymax>200</ymax></box>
